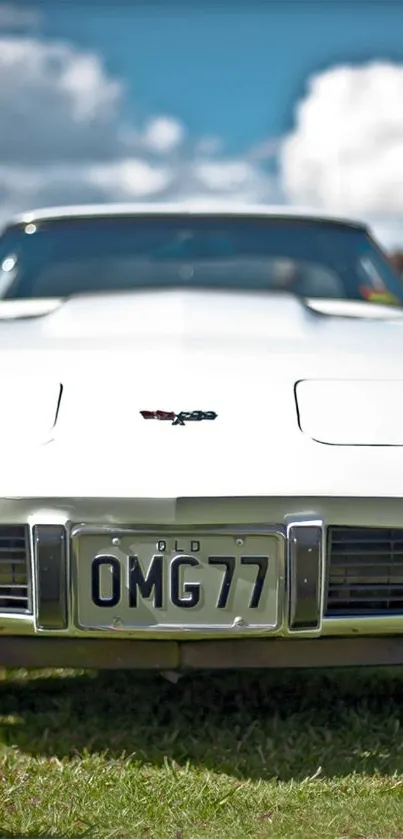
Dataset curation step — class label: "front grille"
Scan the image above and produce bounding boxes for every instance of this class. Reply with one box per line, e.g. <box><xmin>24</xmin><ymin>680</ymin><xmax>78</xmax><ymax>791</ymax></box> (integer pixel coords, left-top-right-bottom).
<box><xmin>326</xmin><ymin>527</ymin><xmax>403</xmax><ymax>617</ymax></box>
<box><xmin>0</xmin><ymin>525</ymin><xmax>31</xmax><ymax>613</ymax></box>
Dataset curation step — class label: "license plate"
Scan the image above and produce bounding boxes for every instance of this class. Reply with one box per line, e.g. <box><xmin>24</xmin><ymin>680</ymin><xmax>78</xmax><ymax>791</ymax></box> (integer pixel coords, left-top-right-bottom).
<box><xmin>73</xmin><ymin>529</ymin><xmax>283</xmax><ymax>632</ymax></box>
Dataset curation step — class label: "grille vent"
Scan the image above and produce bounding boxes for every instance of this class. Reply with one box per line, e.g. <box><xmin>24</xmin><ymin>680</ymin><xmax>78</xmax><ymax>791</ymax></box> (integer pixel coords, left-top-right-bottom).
<box><xmin>326</xmin><ymin>527</ymin><xmax>403</xmax><ymax>617</ymax></box>
<box><xmin>0</xmin><ymin>525</ymin><xmax>31</xmax><ymax>613</ymax></box>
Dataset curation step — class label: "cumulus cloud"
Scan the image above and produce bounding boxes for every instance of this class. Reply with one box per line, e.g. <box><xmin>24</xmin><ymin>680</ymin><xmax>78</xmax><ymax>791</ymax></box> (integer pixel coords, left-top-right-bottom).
<box><xmin>142</xmin><ymin>116</ymin><xmax>185</xmax><ymax>153</ymax></box>
<box><xmin>86</xmin><ymin>159</ymin><xmax>173</xmax><ymax>198</ymax></box>
<box><xmin>0</xmin><ymin>33</ymin><xmax>276</xmax><ymax>224</ymax></box>
<box><xmin>0</xmin><ymin>37</ymin><xmax>123</xmax><ymax>163</ymax></box>
<box><xmin>280</xmin><ymin>61</ymin><xmax>403</xmax><ymax>230</ymax></box>
<box><xmin>191</xmin><ymin>159</ymin><xmax>268</xmax><ymax>203</ymax></box>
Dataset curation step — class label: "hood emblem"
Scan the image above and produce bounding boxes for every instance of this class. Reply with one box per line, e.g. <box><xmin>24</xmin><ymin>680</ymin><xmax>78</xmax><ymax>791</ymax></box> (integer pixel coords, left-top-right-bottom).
<box><xmin>140</xmin><ymin>410</ymin><xmax>218</xmax><ymax>426</ymax></box>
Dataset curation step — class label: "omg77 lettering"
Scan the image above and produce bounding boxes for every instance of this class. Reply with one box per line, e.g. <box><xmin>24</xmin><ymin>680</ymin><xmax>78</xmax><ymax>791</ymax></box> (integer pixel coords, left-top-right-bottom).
<box><xmin>91</xmin><ymin>554</ymin><xmax>269</xmax><ymax>610</ymax></box>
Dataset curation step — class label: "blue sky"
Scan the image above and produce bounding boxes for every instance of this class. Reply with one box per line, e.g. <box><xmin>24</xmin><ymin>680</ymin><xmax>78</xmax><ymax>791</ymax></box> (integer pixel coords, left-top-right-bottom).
<box><xmin>2</xmin><ymin>2</ymin><xmax>403</xmax><ymax>246</ymax></box>
<box><xmin>38</xmin><ymin>1</ymin><xmax>403</xmax><ymax>152</ymax></box>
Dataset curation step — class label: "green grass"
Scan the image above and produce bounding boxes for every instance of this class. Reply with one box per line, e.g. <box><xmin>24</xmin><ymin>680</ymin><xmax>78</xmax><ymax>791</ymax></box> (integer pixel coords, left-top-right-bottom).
<box><xmin>1</xmin><ymin>668</ymin><xmax>403</xmax><ymax>838</ymax></box>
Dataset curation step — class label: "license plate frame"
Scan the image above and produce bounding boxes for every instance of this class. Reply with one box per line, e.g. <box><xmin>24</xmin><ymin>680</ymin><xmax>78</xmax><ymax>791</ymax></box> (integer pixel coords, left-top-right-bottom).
<box><xmin>71</xmin><ymin>524</ymin><xmax>285</xmax><ymax>635</ymax></box>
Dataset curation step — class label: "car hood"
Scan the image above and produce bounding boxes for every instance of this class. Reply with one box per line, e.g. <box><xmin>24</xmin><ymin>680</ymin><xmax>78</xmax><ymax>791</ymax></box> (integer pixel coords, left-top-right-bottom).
<box><xmin>2</xmin><ymin>288</ymin><xmax>403</xmax><ymax>499</ymax></box>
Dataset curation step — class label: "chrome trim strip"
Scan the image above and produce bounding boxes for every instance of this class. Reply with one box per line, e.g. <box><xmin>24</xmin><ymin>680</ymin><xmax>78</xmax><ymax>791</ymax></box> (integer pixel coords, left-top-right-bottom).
<box><xmin>28</xmin><ymin>522</ymin><xmax>35</xmax><ymax>617</ymax></box>
<box><xmin>34</xmin><ymin>525</ymin><xmax>67</xmax><ymax>630</ymax></box>
<box><xmin>323</xmin><ymin>615</ymin><xmax>403</xmax><ymax>634</ymax></box>
<box><xmin>286</xmin><ymin>519</ymin><xmax>324</xmax><ymax>637</ymax></box>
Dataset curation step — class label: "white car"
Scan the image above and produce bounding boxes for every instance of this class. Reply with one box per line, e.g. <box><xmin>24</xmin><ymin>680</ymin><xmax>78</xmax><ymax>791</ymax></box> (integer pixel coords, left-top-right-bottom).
<box><xmin>1</xmin><ymin>201</ymin><xmax>403</xmax><ymax>675</ymax></box>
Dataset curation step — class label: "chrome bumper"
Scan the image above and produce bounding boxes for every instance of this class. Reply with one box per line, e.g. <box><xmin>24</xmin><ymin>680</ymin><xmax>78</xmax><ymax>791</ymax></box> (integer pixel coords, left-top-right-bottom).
<box><xmin>1</xmin><ymin>496</ymin><xmax>403</xmax><ymax>656</ymax></box>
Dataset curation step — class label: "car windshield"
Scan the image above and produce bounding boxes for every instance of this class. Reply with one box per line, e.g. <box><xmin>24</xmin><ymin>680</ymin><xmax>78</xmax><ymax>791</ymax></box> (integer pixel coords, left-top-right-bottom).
<box><xmin>0</xmin><ymin>213</ymin><xmax>402</xmax><ymax>305</ymax></box>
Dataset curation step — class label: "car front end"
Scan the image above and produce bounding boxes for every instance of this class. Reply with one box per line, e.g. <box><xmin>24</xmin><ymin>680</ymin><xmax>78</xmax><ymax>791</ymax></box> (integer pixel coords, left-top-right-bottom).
<box><xmin>2</xmin><ymin>204</ymin><xmax>403</xmax><ymax>673</ymax></box>
<box><xmin>1</xmin><ymin>289</ymin><xmax>403</xmax><ymax>672</ymax></box>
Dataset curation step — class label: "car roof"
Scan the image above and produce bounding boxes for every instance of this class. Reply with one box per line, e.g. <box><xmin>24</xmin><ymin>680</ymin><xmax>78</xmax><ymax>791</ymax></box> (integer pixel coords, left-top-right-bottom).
<box><xmin>7</xmin><ymin>201</ymin><xmax>368</xmax><ymax>230</ymax></box>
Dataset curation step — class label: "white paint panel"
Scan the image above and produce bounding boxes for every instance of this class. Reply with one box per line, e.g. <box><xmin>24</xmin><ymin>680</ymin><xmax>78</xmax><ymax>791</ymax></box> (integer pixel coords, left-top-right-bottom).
<box><xmin>296</xmin><ymin>379</ymin><xmax>403</xmax><ymax>445</ymax></box>
<box><xmin>0</xmin><ymin>376</ymin><xmax>60</xmax><ymax>445</ymax></box>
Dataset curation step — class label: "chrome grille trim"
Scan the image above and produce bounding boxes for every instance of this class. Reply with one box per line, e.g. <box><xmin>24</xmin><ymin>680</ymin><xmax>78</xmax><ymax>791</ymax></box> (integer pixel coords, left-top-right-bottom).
<box><xmin>0</xmin><ymin>525</ymin><xmax>31</xmax><ymax>613</ymax></box>
<box><xmin>326</xmin><ymin>526</ymin><xmax>403</xmax><ymax>618</ymax></box>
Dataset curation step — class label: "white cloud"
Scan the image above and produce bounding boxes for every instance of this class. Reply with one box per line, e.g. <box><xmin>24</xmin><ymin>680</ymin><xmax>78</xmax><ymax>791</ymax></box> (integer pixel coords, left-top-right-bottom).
<box><xmin>0</xmin><ymin>34</ymin><xmax>277</xmax><ymax>225</ymax></box>
<box><xmin>0</xmin><ymin>37</ymin><xmax>122</xmax><ymax>163</ymax></box>
<box><xmin>195</xmin><ymin>161</ymin><xmax>254</xmax><ymax>190</ymax></box>
<box><xmin>192</xmin><ymin>159</ymin><xmax>271</xmax><ymax>203</ymax></box>
<box><xmin>142</xmin><ymin>116</ymin><xmax>185</xmax><ymax>153</ymax></box>
<box><xmin>87</xmin><ymin>159</ymin><xmax>173</xmax><ymax>198</ymax></box>
<box><xmin>280</xmin><ymin>61</ymin><xmax>403</xmax><ymax>228</ymax></box>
